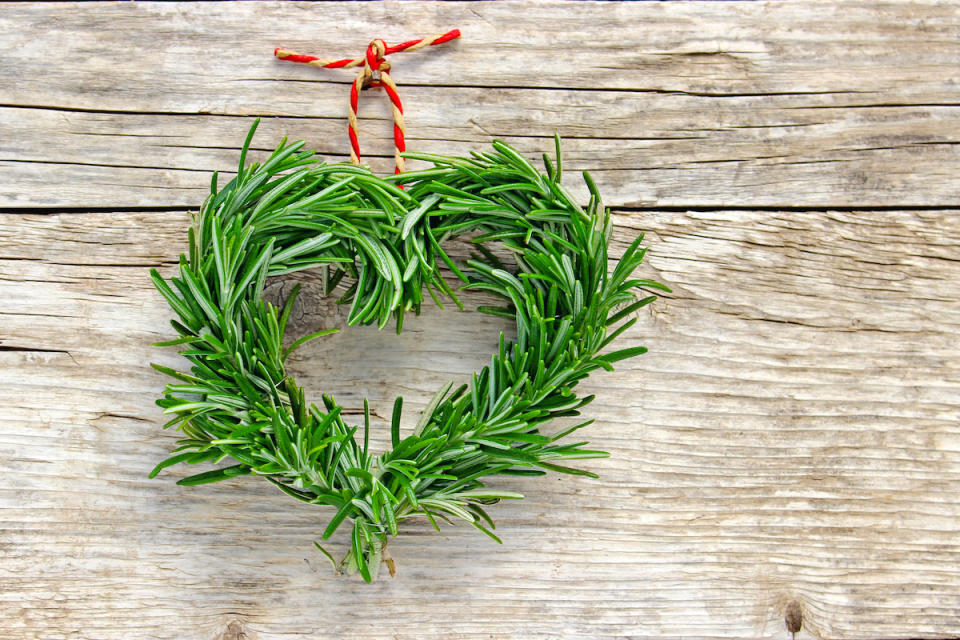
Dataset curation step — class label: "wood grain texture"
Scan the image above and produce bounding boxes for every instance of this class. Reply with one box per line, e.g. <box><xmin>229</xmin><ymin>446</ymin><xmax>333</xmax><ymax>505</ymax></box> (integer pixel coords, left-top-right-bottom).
<box><xmin>1</xmin><ymin>2</ymin><xmax>959</xmax><ymax>639</ymax></box>
<box><xmin>2</xmin><ymin>209</ymin><xmax>959</xmax><ymax>640</ymax></box>
<box><xmin>2</xmin><ymin>1</ymin><xmax>960</xmax><ymax>208</ymax></box>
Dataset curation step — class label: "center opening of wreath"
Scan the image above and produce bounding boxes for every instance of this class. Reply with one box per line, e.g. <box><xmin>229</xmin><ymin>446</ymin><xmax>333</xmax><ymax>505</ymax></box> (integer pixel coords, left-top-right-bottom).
<box><xmin>268</xmin><ymin>264</ymin><xmax>518</xmax><ymax>454</ymax></box>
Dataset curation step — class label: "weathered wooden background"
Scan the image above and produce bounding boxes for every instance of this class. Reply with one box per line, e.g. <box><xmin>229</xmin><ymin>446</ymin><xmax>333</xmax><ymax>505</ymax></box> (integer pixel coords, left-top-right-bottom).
<box><xmin>2</xmin><ymin>2</ymin><xmax>959</xmax><ymax>639</ymax></box>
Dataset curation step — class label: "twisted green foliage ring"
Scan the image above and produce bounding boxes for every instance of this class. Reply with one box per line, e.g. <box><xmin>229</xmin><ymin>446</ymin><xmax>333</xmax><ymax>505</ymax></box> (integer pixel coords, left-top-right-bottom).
<box><xmin>149</xmin><ymin>120</ymin><xmax>667</xmax><ymax>582</ymax></box>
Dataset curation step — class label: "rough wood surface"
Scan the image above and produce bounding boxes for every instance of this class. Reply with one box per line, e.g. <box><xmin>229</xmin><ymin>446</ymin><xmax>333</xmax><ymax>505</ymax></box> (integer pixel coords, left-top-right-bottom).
<box><xmin>3</xmin><ymin>1</ymin><xmax>960</xmax><ymax>208</ymax></box>
<box><xmin>1</xmin><ymin>2</ymin><xmax>959</xmax><ymax>640</ymax></box>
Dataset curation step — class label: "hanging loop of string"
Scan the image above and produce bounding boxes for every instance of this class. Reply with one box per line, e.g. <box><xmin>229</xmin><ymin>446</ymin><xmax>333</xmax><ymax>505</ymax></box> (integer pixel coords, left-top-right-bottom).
<box><xmin>275</xmin><ymin>29</ymin><xmax>461</xmax><ymax>176</ymax></box>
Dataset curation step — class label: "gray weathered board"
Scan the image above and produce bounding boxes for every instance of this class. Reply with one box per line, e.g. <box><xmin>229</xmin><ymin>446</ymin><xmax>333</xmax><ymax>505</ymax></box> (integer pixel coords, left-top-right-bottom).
<box><xmin>1</xmin><ymin>2</ymin><xmax>959</xmax><ymax>639</ymax></box>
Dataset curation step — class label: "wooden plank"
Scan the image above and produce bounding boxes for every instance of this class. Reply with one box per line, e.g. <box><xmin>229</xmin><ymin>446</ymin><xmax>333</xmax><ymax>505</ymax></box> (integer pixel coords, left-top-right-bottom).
<box><xmin>2</xmin><ymin>2</ymin><xmax>960</xmax><ymax>208</ymax></box>
<box><xmin>3</xmin><ymin>100</ymin><xmax>960</xmax><ymax>210</ymax></box>
<box><xmin>3</xmin><ymin>1</ymin><xmax>960</xmax><ymax>637</ymax></box>
<box><xmin>1</xmin><ymin>209</ymin><xmax>958</xmax><ymax>639</ymax></box>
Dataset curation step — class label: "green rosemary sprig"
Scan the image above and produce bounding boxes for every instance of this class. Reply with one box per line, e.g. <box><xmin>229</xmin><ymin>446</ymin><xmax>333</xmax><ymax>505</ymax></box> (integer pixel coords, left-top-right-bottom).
<box><xmin>149</xmin><ymin>120</ymin><xmax>668</xmax><ymax>582</ymax></box>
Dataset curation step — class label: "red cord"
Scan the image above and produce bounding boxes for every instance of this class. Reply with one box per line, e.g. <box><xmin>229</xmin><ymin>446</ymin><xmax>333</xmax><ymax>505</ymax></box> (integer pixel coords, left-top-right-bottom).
<box><xmin>275</xmin><ymin>29</ymin><xmax>461</xmax><ymax>177</ymax></box>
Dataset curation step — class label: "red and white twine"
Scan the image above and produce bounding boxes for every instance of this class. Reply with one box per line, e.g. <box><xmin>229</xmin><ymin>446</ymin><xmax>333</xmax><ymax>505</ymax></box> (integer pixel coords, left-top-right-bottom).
<box><xmin>275</xmin><ymin>29</ymin><xmax>461</xmax><ymax>176</ymax></box>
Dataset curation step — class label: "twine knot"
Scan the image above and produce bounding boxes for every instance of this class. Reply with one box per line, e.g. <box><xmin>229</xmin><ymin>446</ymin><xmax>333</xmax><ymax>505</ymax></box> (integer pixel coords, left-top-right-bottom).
<box><xmin>275</xmin><ymin>29</ymin><xmax>461</xmax><ymax>176</ymax></box>
<box><xmin>362</xmin><ymin>39</ymin><xmax>390</xmax><ymax>88</ymax></box>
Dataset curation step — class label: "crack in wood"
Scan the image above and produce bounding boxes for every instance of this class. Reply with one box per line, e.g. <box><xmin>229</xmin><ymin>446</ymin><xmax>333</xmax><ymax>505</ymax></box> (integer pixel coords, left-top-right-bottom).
<box><xmin>0</xmin><ymin>345</ymin><xmax>72</xmax><ymax>355</ymax></box>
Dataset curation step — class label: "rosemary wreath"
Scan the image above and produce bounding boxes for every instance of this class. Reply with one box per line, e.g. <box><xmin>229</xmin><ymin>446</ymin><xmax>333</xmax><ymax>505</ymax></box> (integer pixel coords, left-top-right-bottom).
<box><xmin>149</xmin><ymin>120</ymin><xmax>667</xmax><ymax>582</ymax></box>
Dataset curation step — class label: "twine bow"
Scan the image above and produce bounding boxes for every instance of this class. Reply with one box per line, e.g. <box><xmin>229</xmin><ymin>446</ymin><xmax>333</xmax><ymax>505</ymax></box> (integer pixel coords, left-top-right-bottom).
<box><xmin>275</xmin><ymin>29</ymin><xmax>461</xmax><ymax>176</ymax></box>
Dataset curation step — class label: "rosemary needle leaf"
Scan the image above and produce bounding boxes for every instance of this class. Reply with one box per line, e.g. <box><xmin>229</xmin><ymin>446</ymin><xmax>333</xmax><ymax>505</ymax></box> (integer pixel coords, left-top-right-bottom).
<box><xmin>149</xmin><ymin>121</ymin><xmax>664</xmax><ymax>581</ymax></box>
